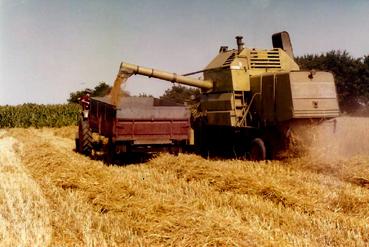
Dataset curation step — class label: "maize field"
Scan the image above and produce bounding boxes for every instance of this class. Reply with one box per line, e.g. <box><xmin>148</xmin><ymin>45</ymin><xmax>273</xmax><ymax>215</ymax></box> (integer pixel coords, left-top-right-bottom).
<box><xmin>0</xmin><ymin>104</ymin><xmax>80</xmax><ymax>128</ymax></box>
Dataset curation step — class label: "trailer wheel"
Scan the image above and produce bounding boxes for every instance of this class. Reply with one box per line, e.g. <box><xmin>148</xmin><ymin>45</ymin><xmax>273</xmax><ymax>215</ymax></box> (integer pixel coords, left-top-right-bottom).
<box><xmin>106</xmin><ymin>140</ymin><xmax>115</xmax><ymax>163</ymax></box>
<box><xmin>250</xmin><ymin>138</ymin><xmax>266</xmax><ymax>161</ymax></box>
<box><xmin>75</xmin><ymin>136</ymin><xmax>80</xmax><ymax>152</ymax></box>
<box><xmin>78</xmin><ymin>119</ymin><xmax>92</xmax><ymax>155</ymax></box>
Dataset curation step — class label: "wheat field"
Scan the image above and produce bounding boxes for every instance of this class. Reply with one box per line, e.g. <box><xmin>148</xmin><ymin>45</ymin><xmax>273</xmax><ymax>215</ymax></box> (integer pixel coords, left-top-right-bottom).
<box><xmin>0</xmin><ymin>117</ymin><xmax>368</xmax><ymax>246</ymax></box>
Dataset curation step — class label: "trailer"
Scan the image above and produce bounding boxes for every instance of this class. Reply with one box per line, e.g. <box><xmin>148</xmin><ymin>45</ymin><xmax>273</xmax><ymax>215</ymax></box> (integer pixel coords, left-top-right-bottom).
<box><xmin>76</xmin><ymin>96</ymin><xmax>193</xmax><ymax>156</ymax></box>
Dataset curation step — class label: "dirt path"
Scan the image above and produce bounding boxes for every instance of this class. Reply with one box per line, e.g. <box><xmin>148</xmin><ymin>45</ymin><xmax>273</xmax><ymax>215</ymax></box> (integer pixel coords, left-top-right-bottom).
<box><xmin>0</xmin><ymin>130</ymin><xmax>51</xmax><ymax>247</ymax></box>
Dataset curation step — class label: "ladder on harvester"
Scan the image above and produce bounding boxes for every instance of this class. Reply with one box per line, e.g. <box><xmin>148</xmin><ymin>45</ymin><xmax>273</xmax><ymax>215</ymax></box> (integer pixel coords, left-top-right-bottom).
<box><xmin>234</xmin><ymin>91</ymin><xmax>248</xmax><ymax>127</ymax></box>
<box><xmin>235</xmin><ymin>91</ymin><xmax>261</xmax><ymax>127</ymax></box>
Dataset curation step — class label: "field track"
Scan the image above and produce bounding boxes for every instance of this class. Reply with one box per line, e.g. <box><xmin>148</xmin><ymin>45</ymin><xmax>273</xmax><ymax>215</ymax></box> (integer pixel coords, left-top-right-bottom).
<box><xmin>0</xmin><ymin>117</ymin><xmax>369</xmax><ymax>246</ymax></box>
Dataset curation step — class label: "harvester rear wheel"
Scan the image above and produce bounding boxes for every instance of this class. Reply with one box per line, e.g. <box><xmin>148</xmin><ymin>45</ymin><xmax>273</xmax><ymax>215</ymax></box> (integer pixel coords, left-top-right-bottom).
<box><xmin>78</xmin><ymin>119</ymin><xmax>92</xmax><ymax>155</ymax></box>
<box><xmin>250</xmin><ymin>138</ymin><xmax>266</xmax><ymax>161</ymax></box>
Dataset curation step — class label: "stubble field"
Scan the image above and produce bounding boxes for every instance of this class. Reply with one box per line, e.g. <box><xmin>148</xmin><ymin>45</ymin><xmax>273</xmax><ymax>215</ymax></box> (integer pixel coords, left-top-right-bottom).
<box><xmin>0</xmin><ymin>117</ymin><xmax>368</xmax><ymax>246</ymax></box>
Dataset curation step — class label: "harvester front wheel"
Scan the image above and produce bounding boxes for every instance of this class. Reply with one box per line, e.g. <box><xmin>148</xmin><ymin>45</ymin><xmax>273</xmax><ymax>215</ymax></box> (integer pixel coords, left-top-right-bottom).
<box><xmin>78</xmin><ymin>119</ymin><xmax>92</xmax><ymax>155</ymax></box>
<box><xmin>250</xmin><ymin>138</ymin><xmax>266</xmax><ymax>161</ymax></box>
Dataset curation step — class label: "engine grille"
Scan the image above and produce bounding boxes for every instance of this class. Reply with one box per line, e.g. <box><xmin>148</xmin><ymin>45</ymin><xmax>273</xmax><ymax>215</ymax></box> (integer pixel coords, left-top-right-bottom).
<box><xmin>222</xmin><ymin>53</ymin><xmax>236</xmax><ymax>66</ymax></box>
<box><xmin>250</xmin><ymin>49</ymin><xmax>281</xmax><ymax>69</ymax></box>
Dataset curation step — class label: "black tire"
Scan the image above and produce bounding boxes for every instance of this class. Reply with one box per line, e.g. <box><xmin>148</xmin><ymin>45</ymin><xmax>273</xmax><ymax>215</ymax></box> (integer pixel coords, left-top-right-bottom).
<box><xmin>75</xmin><ymin>137</ymin><xmax>80</xmax><ymax>152</ymax></box>
<box><xmin>78</xmin><ymin>119</ymin><xmax>92</xmax><ymax>155</ymax></box>
<box><xmin>105</xmin><ymin>139</ymin><xmax>116</xmax><ymax>164</ymax></box>
<box><xmin>250</xmin><ymin>138</ymin><xmax>266</xmax><ymax>161</ymax></box>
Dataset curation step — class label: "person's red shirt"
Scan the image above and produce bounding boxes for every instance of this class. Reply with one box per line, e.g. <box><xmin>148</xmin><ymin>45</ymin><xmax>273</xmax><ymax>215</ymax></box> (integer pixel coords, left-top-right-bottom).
<box><xmin>80</xmin><ymin>94</ymin><xmax>90</xmax><ymax>110</ymax></box>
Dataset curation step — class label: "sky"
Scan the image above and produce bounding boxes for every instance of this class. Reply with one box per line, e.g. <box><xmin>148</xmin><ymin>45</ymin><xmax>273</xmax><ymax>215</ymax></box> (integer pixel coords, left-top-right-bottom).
<box><xmin>1</xmin><ymin>0</ymin><xmax>368</xmax><ymax>105</ymax></box>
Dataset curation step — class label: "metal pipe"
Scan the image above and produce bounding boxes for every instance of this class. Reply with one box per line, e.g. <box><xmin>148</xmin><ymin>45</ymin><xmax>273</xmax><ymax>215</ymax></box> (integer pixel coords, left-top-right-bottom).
<box><xmin>120</xmin><ymin>62</ymin><xmax>213</xmax><ymax>90</ymax></box>
<box><xmin>236</xmin><ymin>36</ymin><xmax>244</xmax><ymax>53</ymax></box>
<box><xmin>181</xmin><ymin>69</ymin><xmax>206</xmax><ymax>76</ymax></box>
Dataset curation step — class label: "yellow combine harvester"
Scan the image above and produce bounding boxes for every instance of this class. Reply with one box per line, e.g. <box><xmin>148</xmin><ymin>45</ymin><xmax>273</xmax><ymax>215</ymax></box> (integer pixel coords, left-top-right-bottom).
<box><xmin>78</xmin><ymin>31</ymin><xmax>340</xmax><ymax>160</ymax></box>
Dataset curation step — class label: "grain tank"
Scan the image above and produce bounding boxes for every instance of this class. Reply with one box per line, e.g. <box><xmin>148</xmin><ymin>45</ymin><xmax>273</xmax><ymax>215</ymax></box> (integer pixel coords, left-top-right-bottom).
<box><xmin>117</xmin><ymin>31</ymin><xmax>340</xmax><ymax>159</ymax></box>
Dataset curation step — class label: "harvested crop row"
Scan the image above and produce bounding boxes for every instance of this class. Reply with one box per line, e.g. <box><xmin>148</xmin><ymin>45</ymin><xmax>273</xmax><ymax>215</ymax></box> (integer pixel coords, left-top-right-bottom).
<box><xmin>4</xmin><ymin>127</ymin><xmax>369</xmax><ymax>246</ymax></box>
<box><xmin>0</xmin><ymin>130</ymin><xmax>51</xmax><ymax>246</ymax></box>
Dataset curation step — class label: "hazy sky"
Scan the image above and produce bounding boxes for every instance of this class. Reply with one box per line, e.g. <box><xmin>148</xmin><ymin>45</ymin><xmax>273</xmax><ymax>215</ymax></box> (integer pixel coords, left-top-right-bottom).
<box><xmin>1</xmin><ymin>0</ymin><xmax>368</xmax><ymax>105</ymax></box>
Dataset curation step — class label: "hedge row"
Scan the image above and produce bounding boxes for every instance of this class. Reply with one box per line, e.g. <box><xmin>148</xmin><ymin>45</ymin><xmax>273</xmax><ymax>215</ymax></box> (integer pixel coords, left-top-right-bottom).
<box><xmin>0</xmin><ymin>103</ymin><xmax>81</xmax><ymax>128</ymax></box>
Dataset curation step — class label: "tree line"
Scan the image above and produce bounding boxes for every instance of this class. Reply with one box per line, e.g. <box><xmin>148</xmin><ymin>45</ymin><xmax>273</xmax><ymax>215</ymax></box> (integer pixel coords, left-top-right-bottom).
<box><xmin>67</xmin><ymin>82</ymin><xmax>199</xmax><ymax>105</ymax></box>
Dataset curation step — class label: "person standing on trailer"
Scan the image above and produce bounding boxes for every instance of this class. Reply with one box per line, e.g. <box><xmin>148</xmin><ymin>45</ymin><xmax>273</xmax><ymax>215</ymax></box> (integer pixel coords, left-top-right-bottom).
<box><xmin>79</xmin><ymin>88</ymin><xmax>92</xmax><ymax>111</ymax></box>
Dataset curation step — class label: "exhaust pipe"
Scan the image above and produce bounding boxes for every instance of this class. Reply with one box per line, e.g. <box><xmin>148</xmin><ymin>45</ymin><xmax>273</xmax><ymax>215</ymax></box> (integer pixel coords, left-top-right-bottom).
<box><xmin>236</xmin><ymin>36</ymin><xmax>244</xmax><ymax>53</ymax></box>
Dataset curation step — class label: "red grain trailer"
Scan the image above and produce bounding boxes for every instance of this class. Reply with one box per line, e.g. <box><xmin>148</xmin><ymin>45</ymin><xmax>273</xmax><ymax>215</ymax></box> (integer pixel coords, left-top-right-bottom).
<box><xmin>76</xmin><ymin>96</ymin><xmax>192</xmax><ymax>156</ymax></box>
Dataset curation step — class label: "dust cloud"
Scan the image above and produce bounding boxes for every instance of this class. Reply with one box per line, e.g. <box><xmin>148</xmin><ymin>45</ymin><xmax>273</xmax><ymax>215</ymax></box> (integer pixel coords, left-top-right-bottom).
<box><xmin>295</xmin><ymin>117</ymin><xmax>369</xmax><ymax>161</ymax></box>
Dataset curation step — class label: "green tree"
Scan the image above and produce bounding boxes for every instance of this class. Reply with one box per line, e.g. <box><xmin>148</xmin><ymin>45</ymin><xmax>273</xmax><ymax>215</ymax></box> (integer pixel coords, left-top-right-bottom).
<box><xmin>68</xmin><ymin>90</ymin><xmax>85</xmax><ymax>104</ymax></box>
<box><xmin>67</xmin><ymin>82</ymin><xmax>130</xmax><ymax>103</ymax></box>
<box><xmin>160</xmin><ymin>85</ymin><xmax>200</xmax><ymax>104</ymax></box>
<box><xmin>91</xmin><ymin>82</ymin><xmax>111</xmax><ymax>97</ymax></box>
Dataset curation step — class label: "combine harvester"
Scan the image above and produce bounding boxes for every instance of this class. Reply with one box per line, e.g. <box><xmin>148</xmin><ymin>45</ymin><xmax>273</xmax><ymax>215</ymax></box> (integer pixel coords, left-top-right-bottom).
<box><xmin>76</xmin><ymin>31</ymin><xmax>340</xmax><ymax>160</ymax></box>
